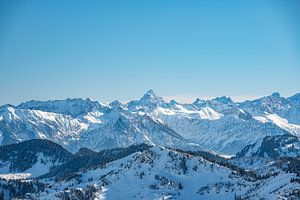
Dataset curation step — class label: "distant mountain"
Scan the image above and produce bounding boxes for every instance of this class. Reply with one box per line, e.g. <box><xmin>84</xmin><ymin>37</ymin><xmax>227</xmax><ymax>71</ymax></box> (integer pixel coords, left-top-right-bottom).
<box><xmin>236</xmin><ymin>134</ymin><xmax>300</xmax><ymax>159</ymax></box>
<box><xmin>16</xmin><ymin>98</ymin><xmax>107</xmax><ymax>117</ymax></box>
<box><xmin>0</xmin><ymin>106</ymin><xmax>88</xmax><ymax>147</ymax></box>
<box><xmin>240</xmin><ymin>92</ymin><xmax>300</xmax><ymax>126</ymax></box>
<box><xmin>0</xmin><ymin>90</ymin><xmax>299</xmax><ymax>155</ymax></box>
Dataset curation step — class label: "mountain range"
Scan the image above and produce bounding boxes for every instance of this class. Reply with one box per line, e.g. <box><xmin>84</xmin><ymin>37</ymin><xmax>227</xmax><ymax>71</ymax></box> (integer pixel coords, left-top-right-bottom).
<box><xmin>0</xmin><ymin>90</ymin><xmax>299</xmax><ymax>199</ymax></box>
<box><xmin>1</xmin><ymin>90</ymin><xmax>299</xmax><ymax>154</ymax></box>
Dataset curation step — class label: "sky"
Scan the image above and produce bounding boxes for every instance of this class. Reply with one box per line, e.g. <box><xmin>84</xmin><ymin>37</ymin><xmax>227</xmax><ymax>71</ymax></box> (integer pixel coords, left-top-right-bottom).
<box><xmin>0</xmin><ymin>0</ymin><xmax>299</xmax><ymax>105</ymax></box>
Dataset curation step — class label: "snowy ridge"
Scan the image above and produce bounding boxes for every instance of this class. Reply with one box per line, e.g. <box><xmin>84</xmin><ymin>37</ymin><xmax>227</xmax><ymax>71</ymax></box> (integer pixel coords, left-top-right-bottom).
<box><xmin>16</xmin><ymin>98</ymin><xmax>107</xmax><ymax>117</ymax></box>
<box><xmin>0</xmin><ymin>90</ymin><xmax>299</xmax><ymax>155</ymax></box>
<box><xmin>0</xmin><ymin>106</ymin><xmax>88</xmax><ymax>147</ymax></box>
<box><xmin>0</xmin><ymin>139</ymin><xmax>299</xmax><ymax>200</ymax></box>
<box><xmin>30</xmin><ymin>145</ymin><xmax>300</xmax><ymax>199</ymax></box>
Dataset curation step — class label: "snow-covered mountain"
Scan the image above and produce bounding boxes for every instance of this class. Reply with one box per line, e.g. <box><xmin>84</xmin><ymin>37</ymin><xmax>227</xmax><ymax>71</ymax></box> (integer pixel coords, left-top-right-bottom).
<box><xmin>0</xmin><ymin>140</ymin><xmax>73</xmax><ymax>177</ymax></box>
<box><xmin>0</xmin><ymin>139</ymin><xmax>299</xmax><ymax>200</ymax></box>
<box><xmin>42</xmin><ymin>146</ymin><xmax>298</xmax><ymax>200</ymax></box>
<box><xmin>0</xmin><ymin>105</ymin><xmax>88</xmax><ymax>147</ymax></box>
<box><xmin>236</xmin><ymin>134</ymin><xmax>300</xmax><ymax>159</ymax></box>
<box><xmin>0</xmin><ymin>90</ymin><xmax>299</xmax><ymax>155</ymax></box>
<box><xmin>240</xmin><ymin>92</ymin><xmax>300</xmax><ymax>127</ymax></box>
<box><xmin>17</xmin><ymin>98</ymin><xmax>107</xmax><ymax>117</ymax></box>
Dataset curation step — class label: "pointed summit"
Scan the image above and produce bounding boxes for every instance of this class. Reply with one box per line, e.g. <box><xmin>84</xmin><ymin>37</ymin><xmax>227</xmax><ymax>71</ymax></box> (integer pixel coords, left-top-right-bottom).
<box><xmin>141</xmin><ymin>89</ymin><xmax>157</xmax><ymax>100</ymax></box>
<box><xmin>141</xmin><ymin>89</ymin><xmax>158</xmax><ymax>100</ymax></box>
<box><xmin>140</xmin><ymin>89</ymin><xmax>164</xmax><ymax>104</ymax></box>
<box><xmin>145</xmin><ymin>89</ymin><xmax>155</xmax><ymax>96</ymax></box>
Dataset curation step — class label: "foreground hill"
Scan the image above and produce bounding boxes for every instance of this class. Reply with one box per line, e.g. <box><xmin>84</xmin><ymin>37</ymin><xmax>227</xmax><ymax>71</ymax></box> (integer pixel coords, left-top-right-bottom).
<box><xmin>0</xmin><ymin>139</ymin><xmax>299</xmax><ymax>200</ymax></box>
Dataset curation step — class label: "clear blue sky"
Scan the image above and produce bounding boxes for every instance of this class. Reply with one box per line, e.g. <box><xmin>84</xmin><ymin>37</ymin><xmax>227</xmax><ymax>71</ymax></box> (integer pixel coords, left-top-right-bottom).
<box><xmin>0</xmin><ymin>0</ymin><xmax>299</xmax><ymax>104</ymax></box>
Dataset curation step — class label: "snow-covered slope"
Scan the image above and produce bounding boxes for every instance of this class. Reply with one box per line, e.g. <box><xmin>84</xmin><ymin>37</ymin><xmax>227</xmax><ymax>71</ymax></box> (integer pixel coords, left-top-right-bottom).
<box><xmin>0</xmin><ymin>106</ymin><xmax>88</xmax><ymax>147</ymax></box>
<box><xmin>0</xmin><ymin>140</ymin><xmax>73</xmax><ymax>177</ymax></box>
<box><xmin>0</xmin><ymin>139</ymin><xmax>299</xmax><ymax>200</ymax></box>
<box><xmin>35</xmin><ymin>146</ymin><xmax>300</xmax><ymax>200</ymax></box>
<box><xmin>159</xmin><ymin>115</ymin><xmax>289</xmax><ymax>154</ymax></box>
<box><xmin>68</xmin><ymin>110</ymin><xmax>199</xmax><ymax>152</ymax></box>
<box><xmin>240</xmin><ymin>92</ymin><xmax>300</xmax><ymax>126</ymax></box>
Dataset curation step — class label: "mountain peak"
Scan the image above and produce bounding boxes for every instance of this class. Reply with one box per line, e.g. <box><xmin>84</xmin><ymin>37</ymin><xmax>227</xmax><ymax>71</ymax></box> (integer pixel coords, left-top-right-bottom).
<box><xmin>141</xmin><ymin>90</ymin><xmax>156</xmax><ymax>101</ymax></box>
<box><xmin>213</xmin><ymin>96</ymin><xmax>233</xmax><ymax>104</ymax></box>
<box><xmin>144</xmin><ymin>89</ymin><xmax>156</xmax><ymax>97</ymax></box>
<box><xmin>140</xmin><ymin>89</ymin><xmax>163</xmax><ymax>104</ymax></box>
<box><xmin>271</xmin><ymin>92</ymin><xmax>281</xmax><ymax>98</ymax></box>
